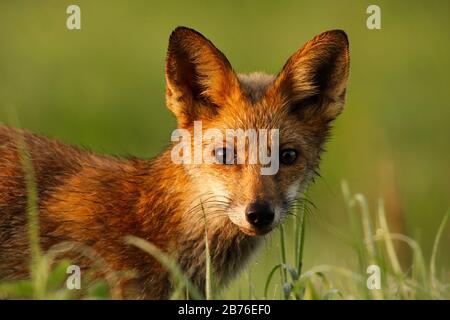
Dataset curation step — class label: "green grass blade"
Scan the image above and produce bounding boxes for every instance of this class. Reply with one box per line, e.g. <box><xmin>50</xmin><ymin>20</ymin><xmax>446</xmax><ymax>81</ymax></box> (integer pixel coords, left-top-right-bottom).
<box><xmin>264</xmin><ymin>264</ymin><xmax>282</xmax><ymax>299</ymax></box>
<box><xmin>7</xmin><ymin>107</ymin><xmax>45</xmax><ymax>298</ymax></box>
<box><xmin>377</xmin><ymin>199</ymin><xmax>402</xmax><ymax>275</ymax></box>
<box><xmin>278</xmin><ymin>225</ymin><xmax>289</xmax><ymax>299</ymax></box>
<box><xmin>295</xmin><ymin>196</ymin><xmax>307</xmax><ymax>277</ymax></box>
<box><xmin>201</xmin><ymin>201</ymin><xmax>212</xmax><ymax>300</ymax></box>
<box><xmin>125</xmin><ymin>235</ymin><xmax>203</xmax><ymax>300</ymax></box>
<box><xmin>430</xmin><ymin>208</ymin><xmax>449</xmax><ymax>298</ymax></box>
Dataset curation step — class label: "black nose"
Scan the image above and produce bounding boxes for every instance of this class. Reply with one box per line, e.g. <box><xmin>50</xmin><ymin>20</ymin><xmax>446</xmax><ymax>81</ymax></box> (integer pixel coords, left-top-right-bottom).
<box><xmin>245</xmin><ymin>201</ymin><xmax>275</xmax><ymax>229</ymax></box>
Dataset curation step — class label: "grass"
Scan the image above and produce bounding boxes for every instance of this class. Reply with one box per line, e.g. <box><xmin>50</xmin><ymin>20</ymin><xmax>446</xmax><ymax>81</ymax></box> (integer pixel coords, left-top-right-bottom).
<box><xmin>0</xmin><ymin>110</ymin><xmax>448</xmax><ymax>300</ymax></box>
<box><xmin>125</xmin><ymin>236</ymin><xmax>203</xmax><ymax>300</ymax></box>
<box><xmin>257</xmin><ymin>182</ymin><xmax>449</xmax><ymax>300</ymax></box>
<box><xmin>0</xmin><ymin>0</ymin><xmax>449</xmax><ymax>300</ymax></box>
<box><xmin>0</xmin><ymin>141</ymin><xmax>448</xmax><ymax>300</ymax></box>
<box><xmin>0</xmin><ymin>111</ymin><xmax>114</xmax><ymax>299</ymax></box>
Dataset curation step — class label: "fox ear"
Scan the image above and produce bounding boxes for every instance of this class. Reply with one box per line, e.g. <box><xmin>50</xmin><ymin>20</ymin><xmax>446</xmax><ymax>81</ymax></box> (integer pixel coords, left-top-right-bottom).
<box><xmin>165</xmin><ymin>27</ymin><xmax>241</xmax><ymax>127</ymax></box>
<box><xmin>269</xmin><ymin>30</ymin><xmax>350</xmax><ymax>121</ymax></box>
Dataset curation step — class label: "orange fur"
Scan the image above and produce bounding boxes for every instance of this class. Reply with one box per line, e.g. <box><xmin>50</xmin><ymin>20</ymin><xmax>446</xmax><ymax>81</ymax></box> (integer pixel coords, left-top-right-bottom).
<box><xmin>0</xmin><ymin>27</ymin><xmax>349</xmax><ymax>299</ymax></box>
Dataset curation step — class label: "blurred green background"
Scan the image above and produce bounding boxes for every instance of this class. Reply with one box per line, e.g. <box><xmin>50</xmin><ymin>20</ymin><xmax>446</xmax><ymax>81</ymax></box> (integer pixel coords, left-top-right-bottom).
<box><xmin>0</xmin><ymin>0</ymin><xmax>448</xmax><ymax>298</ymax></box>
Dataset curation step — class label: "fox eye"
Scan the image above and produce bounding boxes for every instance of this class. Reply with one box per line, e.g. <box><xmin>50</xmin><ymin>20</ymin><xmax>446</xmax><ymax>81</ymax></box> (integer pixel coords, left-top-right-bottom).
<box><xmin>214</xmin><ymin>147</ymin><xmax>235</xmax><ymax>164</ymax></box>
<box><xmin>280</xmin><ymin>149</ymin><xmax>298</xmax><ymax>165</ymax></box>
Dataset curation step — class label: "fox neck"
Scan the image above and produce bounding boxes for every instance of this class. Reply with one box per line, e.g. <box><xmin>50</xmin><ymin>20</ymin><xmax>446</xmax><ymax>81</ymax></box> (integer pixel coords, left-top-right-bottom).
<box><xmin>138</xmin><ymin>149</ymin><xmax>262</xmax><ymax>294</ymax></box>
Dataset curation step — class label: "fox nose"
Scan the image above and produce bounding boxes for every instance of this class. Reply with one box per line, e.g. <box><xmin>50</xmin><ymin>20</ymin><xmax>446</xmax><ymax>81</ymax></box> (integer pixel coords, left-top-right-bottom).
<box><xmin>245</xmin><ymin>201</ymin><xmax>275</xmax><ymax>229</ymax></box>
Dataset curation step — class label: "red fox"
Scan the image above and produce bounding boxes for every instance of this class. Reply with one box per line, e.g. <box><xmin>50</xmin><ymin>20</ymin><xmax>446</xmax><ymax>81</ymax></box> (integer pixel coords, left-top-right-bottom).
<box><xmin>0</xmin><ymin>27</ymin><xmax>349</xmax><ymax>299</ymax></box>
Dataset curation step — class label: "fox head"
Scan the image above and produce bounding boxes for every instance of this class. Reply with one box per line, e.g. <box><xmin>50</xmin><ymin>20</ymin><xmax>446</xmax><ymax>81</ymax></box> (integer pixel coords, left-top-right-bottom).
<box><xmin>165</xmin><ymin>27</ymin><xmax>349</xmax><ymax>237</ymax></box>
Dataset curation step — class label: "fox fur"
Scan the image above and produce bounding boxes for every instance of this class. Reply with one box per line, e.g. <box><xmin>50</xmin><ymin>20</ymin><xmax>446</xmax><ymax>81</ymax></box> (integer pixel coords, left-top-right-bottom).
<box><xmin>0</xmin><ymin>27</ymin><xmax>349</xmax><ymax>299</ymax></box>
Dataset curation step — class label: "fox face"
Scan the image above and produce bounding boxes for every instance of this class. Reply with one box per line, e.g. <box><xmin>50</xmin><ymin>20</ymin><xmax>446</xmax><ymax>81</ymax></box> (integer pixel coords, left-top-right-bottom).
<box><xmin>166</xmin><ymin>27</ymin><xmax>349</xmax><ymax>237</ymax></box>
